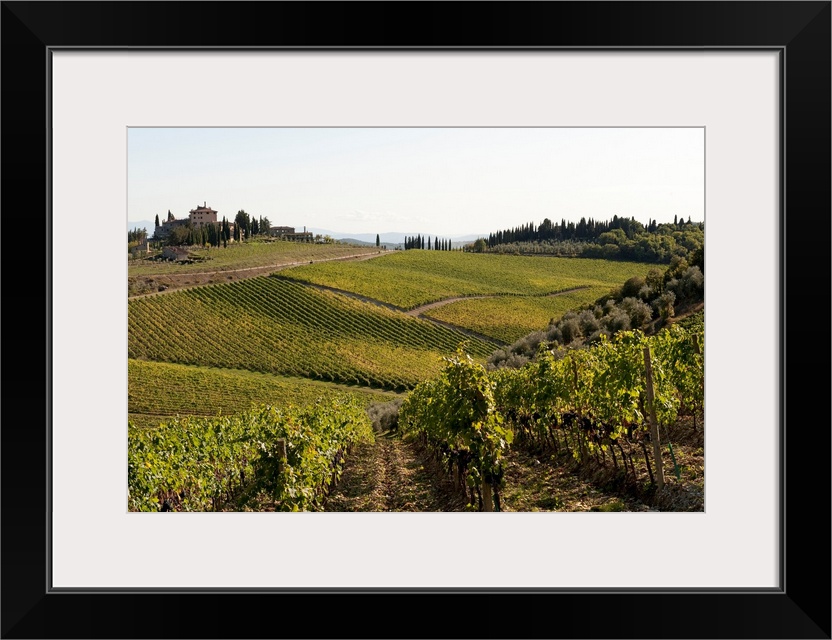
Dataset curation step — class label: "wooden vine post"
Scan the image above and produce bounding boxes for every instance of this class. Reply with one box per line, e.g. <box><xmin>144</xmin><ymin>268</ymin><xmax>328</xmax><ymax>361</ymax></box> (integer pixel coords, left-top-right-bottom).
<box><xmin>481</xmin><ymin>477</ymin><xmax>494</xmax><ymax>512</ymax></box>
<box><xmin>570</xmin><ymin>359</ymin><xmax>587</xmax><ymax>463</ymax></box>
<box><xmin>273</xmin><ymin>437</ymin><xmax>288</xmax><ymax>508</ymax></box>
<box><xmin>692</xmin><ymin>333</ymin><xmax>702</xmax><ymax>431</ymax></box>
<box><xmin>275</xmin><ymin>438</ymin><xmax>287</xmax><ymax>475</ymax></box>
<box><xmin>642</xmin><ymin>346</ymin><xmax>665</xmax><ymax>491</ymax></box>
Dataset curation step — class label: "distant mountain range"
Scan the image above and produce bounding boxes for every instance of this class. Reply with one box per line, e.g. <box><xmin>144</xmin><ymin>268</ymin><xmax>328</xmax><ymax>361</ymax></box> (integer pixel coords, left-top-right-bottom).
<box><xmin>128</xmin><ymin>220</ymin><xmax>155</xmax><ymax>236</ymax></box>
<box><xmin>127</xmin><ymin>221</ymin><xmax>486</xmax><ymax>246</ymax></box>
<box><xmin>306</xmin><ymin>229</ymin><xmax>486</xmax><ymax>246</ymax></box>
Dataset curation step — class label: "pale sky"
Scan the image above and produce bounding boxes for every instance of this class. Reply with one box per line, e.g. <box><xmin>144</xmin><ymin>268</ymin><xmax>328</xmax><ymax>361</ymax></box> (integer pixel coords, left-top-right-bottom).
<box><xmin>128</xmin><ymin>127</ymin><xmax>704</xmax><ymax>237</ymax></box>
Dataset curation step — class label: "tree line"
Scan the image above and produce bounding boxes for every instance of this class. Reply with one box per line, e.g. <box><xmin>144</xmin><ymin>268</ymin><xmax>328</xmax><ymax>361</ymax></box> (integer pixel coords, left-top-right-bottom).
<box><xmin>481</xmin><ymin>215</ymin><xmax>704</xmax><ymax>264</ymax></box>
<box><xmin>154</xmin><ymin>209</ymin><xmax>272</xmax><ymax>248</ymax></box>
<box><xmin>488</xmin><ymin>214</ymin><xmax>700</xmax><ymax>246</ymax></box>
<box><xmin>402</xmin><ymin>235</ymin><xmax>455</xmax><ymax>251</ymax></box>
<box><xmin>232</xmin><ymin>210</ymin><xmax>271</xmax><ymax>241</ymax></box>
<box><xmin>128</xmin><ymin>227</ymin><xmax>147</xmax><ymax>244</ymax></box>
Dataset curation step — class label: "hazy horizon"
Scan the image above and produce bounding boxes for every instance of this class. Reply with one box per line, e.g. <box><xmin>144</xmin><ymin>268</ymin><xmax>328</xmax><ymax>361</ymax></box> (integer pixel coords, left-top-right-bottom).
<box><xmin>128</xmin><ymin>127</ymin><xmax>704</xmax><ymax>237</ymax></box>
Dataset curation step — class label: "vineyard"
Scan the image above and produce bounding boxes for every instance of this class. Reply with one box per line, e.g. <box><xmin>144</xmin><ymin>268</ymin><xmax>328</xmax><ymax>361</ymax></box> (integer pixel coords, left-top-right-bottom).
<box><xmin>128</xmin><ymin>359</ymin><xmax>398</xmax><ymax>428</ymax></box>
<box><xmin>128</xmin><ymin>237</ymin><xmax>704</xmax><ymax>512</ymax></box>
<box><xmin>423</xmin><ymin>286</ymin><xmax>610</xmax><ymax>343</ymax></box>
<box><xmin>281</xmin><ymin>250</ymin><xmax>654</xmax><ymax>309</ymax></box>
<box><xmin>399</xmin><ymin>321</ymin><xmax>704</xmax><ymax>511</ymax></box>
<box><xmin>128</xmin><ymin>240</ymin><xmax>381</xmax><ymax>276</ymax></box>
<box><xmin>128</xmin><ymin>275</ymin><xmax>493</xmax><ymax>391</ymax></box>
<box><xmin>128</xmin><ymin>396</ymin><xmax>374</xmax><ymax>511</ymax></box>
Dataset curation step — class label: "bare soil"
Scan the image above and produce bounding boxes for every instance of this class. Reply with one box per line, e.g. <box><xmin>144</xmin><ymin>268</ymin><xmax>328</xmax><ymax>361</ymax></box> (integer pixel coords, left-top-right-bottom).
<box><xmin>323</xmin><ymin>413</ymin><xmax>704</xmax><ymax>512</ymax></box>
<box><xmin>128</xmin><ymin>250</ymin><xmax>385</xmax><ymax>298</ymax></box>
<box><xmin>324</xmin><ymin>434</ymin><xmax>467</xmax><ymax>512</ymax></box>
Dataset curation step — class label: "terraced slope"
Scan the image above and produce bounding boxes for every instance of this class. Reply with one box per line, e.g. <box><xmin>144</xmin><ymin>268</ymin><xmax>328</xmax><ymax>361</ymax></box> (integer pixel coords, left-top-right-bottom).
<box><xmin>128</xmin><ymin>275</ymin><xmax>493</xmax><ymax>391</ymax></box>
<box><xmin>423</xmin><ymin>286</ymin><xmax>610</xmax><ymax>343</ymax></box>
<box><xmin>281</xmin><ymin>250</ymin><xmax>653</xmax><ymax>309</ymax></box>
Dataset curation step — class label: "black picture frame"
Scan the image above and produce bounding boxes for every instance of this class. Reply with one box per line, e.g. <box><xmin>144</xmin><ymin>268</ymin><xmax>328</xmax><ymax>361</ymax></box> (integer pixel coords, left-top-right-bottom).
<box><xmin>2</xmin><ymin>2</ymin><xmax>829</xmax><ymax>638</ymax></box>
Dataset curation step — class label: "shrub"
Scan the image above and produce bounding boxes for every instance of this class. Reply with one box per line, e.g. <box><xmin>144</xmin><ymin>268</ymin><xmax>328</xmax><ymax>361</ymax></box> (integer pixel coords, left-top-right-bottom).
<box><xmin>545</xmin><ymin>325</ymin><xmax>563</xmax><ymax>344</ymax></box>
<box><xmin>663</xmin><ymin>256</ymin><xmax>689</xmax><ymax>284</ymax></box>
<box><xmin>653</xmin><ymin>290</ymin><xmax>676</xmax><ymax>320</ymax></box>
<box><xmin>487</xmin><ymin>348</ymin><xmax>509</xmax><ymax>369</ymax></box>
<box><xmin>603</xmin><ymin>308</ymin><xmax>631</xmax><ymax>333</ymax></box>
<box><xmin>620</xmin><ymin>275</ymin><xmax>645</xmax><ymax>299</ymax></box>
<box><xmin>668</xmin><ymin>266</ymin><xmax>704</xmax><ymax>303</ymax></box>
<box><xmin>519</xmin><ymin>330</ymin><xmax>547</xmax><ymax>355</ymax></box>
<box><xmin>619</xmin><ymin>296</ymin><xmax>653</xmax><ymax>327</ymax></box>
<box><xmin>503</xmin><ymin>353</ymin><xmax>530</xmax><ymax>369</ymax></box>
<box><xmin>366</xmin><ymin>399</ymin><xmax>403</xmax><ymax>433</ymax></box>
<box><xmin>601</xmin><ymin>244</ymin><xmax>620</xmax><ymax>259</ymax></box>
<box><xmin>644</xmin><ymin>268</ymin><xmax>664</xmax><ymax>297</ymax></box>
<box><xmin>559</xmin><ymin>318</ymin><xmax>582</xmax><ymax>345</ymax></box>
<box><xmin>586</xmin><ymin>328</ymin><xmax>611</xmax><ymax>344</ymax></box>
<box><xmin>577</xmin><ymin>309</ymin><xmax>600</xmax><ymax>336</ymax></box>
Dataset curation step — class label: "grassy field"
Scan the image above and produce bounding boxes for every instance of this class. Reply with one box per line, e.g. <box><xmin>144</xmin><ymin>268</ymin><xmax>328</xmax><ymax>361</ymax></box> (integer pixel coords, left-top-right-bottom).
<box><xmin>281</xmin><ymin>250</ymin><xmax>654</xmax><ymax>309</ymax></box>
<box><xmin>128</xmin><ymin>275</ymin><xmax>493</xmax><ymax>391</ymax></box>
<box><xmin>423</xmin><ymin>286</ymin><xmax>611</xmax><ymax>343</ymax></box>
<box><xmin>128</xmin><ymin>240</ymin><xmax>382</xmax><ymax>276</ymax></box>
<box><xmin>128</xmin><ymin>359</ymin><xmax>398</xmax><ymax>428</ymax></box>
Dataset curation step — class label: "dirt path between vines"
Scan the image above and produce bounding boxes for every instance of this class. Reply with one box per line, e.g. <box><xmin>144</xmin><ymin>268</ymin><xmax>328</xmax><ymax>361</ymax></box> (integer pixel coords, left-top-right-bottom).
<box><xmin>499</xmin><ymin>448</ymin><xmax>655</xmax><ymax>512</ymax></box>
<box><xmin>325</xmin><ymin>435</ymin><xmax>467</xmax><ymax>512</ymax></box>
<box><xmin>325</xmin><ymin>433</ymin><xmax>665</xmax><ymax>512</ymax></box>
<box><xmin>404</xmin><ymin>285</ymin><xmax>593</xmax><ymax>317</ymax></box>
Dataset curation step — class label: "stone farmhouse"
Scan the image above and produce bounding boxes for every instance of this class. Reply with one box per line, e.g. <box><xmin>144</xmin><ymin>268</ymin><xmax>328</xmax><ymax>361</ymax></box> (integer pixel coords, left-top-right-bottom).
<box><xmin>153</xmin><ymin>211</ymin><xmax>189</xmax><ymax>241</ymax></box>
<box><xmin>189</xmin><ymin>202</ymin><xmax>218</xmax><ymax>227</ymax></box>
<box><xmin>152</xmin><ymin>201</ymin><xmax>312</xmax><ymax>244</ymax></box>
<box><xmin>162</xmin><ymin>246</ymin><xmax>190</xmax><ymax>261</ymax></box>
<box><xmin>269</xmin><ymin>225</ymin><xmax>314</xmax><ymax>242</ymax></box>
<box><xmin>130</xmin><ymin>238</ymin><xmax>151</xmax><ymax>257</ymax></box>
<box><xmin>153</xmin><ymin>203</ymin><xmax>230</xmax><ymax>241</ymax></box>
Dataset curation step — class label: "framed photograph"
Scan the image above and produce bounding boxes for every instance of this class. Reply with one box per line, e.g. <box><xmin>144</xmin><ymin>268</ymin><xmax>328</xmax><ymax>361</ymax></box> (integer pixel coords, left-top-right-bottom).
<box><xmin>3</xmin><ymin>2</ymin><xmax>829</xmax><ymax>638</ymax></box>
<box><xmin>124</xmin><ymin>125</ymin><xmax>706</xmax><ymax>517</ymax></box>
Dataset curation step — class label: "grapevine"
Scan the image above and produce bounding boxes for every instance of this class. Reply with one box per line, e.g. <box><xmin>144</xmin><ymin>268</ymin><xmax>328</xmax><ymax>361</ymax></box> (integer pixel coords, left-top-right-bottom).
<box><xmin>128</xmin><ymin>395</ymin><xmax>374</xmax><ymax>512</ymax></box>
